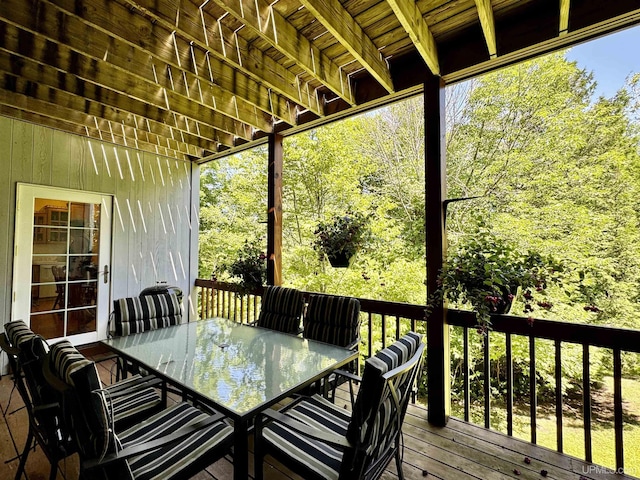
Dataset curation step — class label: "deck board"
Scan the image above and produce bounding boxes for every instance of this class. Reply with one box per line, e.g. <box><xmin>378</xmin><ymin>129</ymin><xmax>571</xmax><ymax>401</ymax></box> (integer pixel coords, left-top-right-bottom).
<box><xmin>1</xmin><ymin>359</ymin><xmax>636</xmax><ymax>480</ymax></box>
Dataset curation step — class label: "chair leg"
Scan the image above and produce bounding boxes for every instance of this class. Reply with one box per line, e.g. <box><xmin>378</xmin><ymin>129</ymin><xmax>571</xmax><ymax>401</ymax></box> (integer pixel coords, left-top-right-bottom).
<box><xmin>14</xmin><ymin>428</ymin><xmax>34</xmax><ymax>480</ymax></box>
<box><xmin>395</xmin><ymin>446</ymin><xmax>405</xmax><ymax>480</ymax></box>
<box><xmin>49</xmin><ymin>462</ymin><xmax>59</xmax><ymax>480</ymax></box>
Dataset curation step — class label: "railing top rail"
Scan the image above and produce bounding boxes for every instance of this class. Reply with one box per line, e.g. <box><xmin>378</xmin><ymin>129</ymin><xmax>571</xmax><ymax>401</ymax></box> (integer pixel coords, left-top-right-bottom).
<box><xmin>448</xmin><ymin>310</ymin><xmax>640</xmax><ymax>353</ymax></box>
<box><xmin>195</xmin><ymin>279</ymin><xmax>426</xmax><ymax>319</ymax></box>
<box><xmin>196</xmin><ymin>279</ymin><xmax>640</xmax><ymax>353</ymax></box>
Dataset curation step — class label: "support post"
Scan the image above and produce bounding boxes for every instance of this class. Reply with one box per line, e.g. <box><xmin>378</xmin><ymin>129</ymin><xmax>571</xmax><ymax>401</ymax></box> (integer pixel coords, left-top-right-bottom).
<box><xmin>267</xmin><ymin>133</ymin><xmax>283</xmax><ymax>286</ymax></box>
<box><xmin>424</xmin><ymin>74</ymin><xmax>450</xmax><ymax>426</ymax></box>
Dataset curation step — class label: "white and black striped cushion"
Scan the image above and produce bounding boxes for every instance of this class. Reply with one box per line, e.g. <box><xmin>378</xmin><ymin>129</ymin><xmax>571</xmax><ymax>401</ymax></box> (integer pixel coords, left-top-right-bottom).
<box><xmin>5</xmin><ymin>320</ymin><xmax>37</xmax><ymax>347</ymax></box>
<box><xmin>303</xmin><ymin>295</ymin><xmax>361</xmax><ymax>347</ymax></box>
<box><xmin>49</xmin><ymin>341</ymin><xmax>163</xmax><ymax>454</ymax></box>
<box><xmin>117</xmin><ymin>402</ymin><xmax>234</xmax><ymax>480</ymax></box>
<box><xmin>257</xmin><ymin>286</ymin><xmax>304</xmax><ymax>334</ymax></box>
<box><xmin>347</xmin><ymin>332</ymin><xmax>423</xmax><ymax>450</ymax></box>
<box><xmin>50</xmin><ymin>340</ymin><xmax>112</xmax><ymax>460</ymax></box>
<box><xmin>262</xmin><ymin>394</ymin><xmax>351</xmax><ymax>480</ymax></box>
<box><xmin>111</xmin><ymin>293</ymin><xmax>182</xmax><ymax>337</ymax></box>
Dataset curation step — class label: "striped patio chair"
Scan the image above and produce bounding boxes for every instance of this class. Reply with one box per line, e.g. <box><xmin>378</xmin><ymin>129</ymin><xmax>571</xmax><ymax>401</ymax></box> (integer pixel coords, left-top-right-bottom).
<box><xmin>255</xmin><ymin>286</ymin><xmax>304</xmax><ymax>334</ymax></box>
<box><xmin>255</xmin><ymin>332</ymin><xmax>425</xmax><ymax>480</ymax></box>
<box><xmin>1</xmin><ymin>320</ymin><xmax>75</xmax><ymax>480</ymax></box>
<box><xmin>44</xmin><ymin>340</ymin><xmax>234</xmax><ymax>480</ymax></box>
<box><xmin>108</xmin><ymin>292</ymin><xmax>182</xmax><ymax>379</ymax></box>
<box><xmin>303</xmin><ymin>294</ymin><xmax>361</xmax><ymax>401</ymax></box>
<box><xmin>4</xmin><ymin>320</ymin><xmax>163</xmax><ymax>429</ymax></box>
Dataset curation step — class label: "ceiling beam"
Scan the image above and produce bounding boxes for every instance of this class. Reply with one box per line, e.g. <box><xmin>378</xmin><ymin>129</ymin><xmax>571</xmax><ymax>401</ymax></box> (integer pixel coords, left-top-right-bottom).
<box><xmin>0</xmin><ymin>47</ymin><xmax>236</xmax><ymax>148</ymax></box>
<box><xmin>560</xmin><ymin>0</ymin><xmax>571</xmax><ymax>35</ymax></box>
<box><xmin>474</xmin><ymin>0</ymin><xmax>497</xmax><ymax>58</ymax></box>
<box><xmin>386</xmin><ymin>0</ymin><xmax>440</xmax><ymax>75</ymax></box>
<box><xmin>297</xmin><ymin>0</ymin><xmax>394</xmax><ymax>93</ymax></box>
<box><xmin>0</xmin><ymin>102</ymin><xmax>191</xmax><ymax>159</ymax></box>
<box><xmin>14</xmin><ymin>0</ymin><xmax>274</xmax><ymax>135</ymax></box>
<box><xmin>120</xmin><ymin>0</ymin><xmax>324</xmax><ymax>117</ymax></box>
<box><xmin>211</xmin><ymin>0</ymin><xmax>357</xmax><ymax>104</ymax></box>
<box><xmin>0</xmin><ymin>76</ymin><xmax>221</xmax><ymax>155</ymax></box>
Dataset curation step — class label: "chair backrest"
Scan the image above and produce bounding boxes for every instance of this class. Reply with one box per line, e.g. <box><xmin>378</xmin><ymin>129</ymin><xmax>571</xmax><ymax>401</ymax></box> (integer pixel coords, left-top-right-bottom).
<box><xmin>109</xmin><ymin>292</ymin><xmax>182</xmax><ymax>337</ymax></box>
<box><xmin>256</xmin><ymin>286</ymin><xmax>304</xmax><ymax>334</ymax></box>
<box><xmin>303</xmin><ymin>294</ymin><xmax>361</xmax><ymax>347</ymax></box>
<box><xmin>5</xmin><ymin>321</ymin><xmax>50</xmax><ymax>398</ymax></box>
<box><xmin>47</xmin><ymin>340</ymin><xmax>113</xmax><ymax>462</ymax></box>
<box><xmin>2</xmin><ymin>320</ymin><xmax>73</xmax><ymax>456</ymax></box>
<box><xmin>343</xmin><ymin>332</ymin><xmax>425</xmax><ymax>479</ymax></box>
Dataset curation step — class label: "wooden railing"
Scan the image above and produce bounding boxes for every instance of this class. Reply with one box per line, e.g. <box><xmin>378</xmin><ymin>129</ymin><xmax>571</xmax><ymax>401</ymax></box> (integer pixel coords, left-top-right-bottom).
<box><xmin>195</xmin><ymin>279</ymin><xmax>426</xmax><ymax>358</ymax></box>
<box><xmin>195</xmin><ymin>279</ymin><xmax>640</xmax><ymax>473</ymax></box>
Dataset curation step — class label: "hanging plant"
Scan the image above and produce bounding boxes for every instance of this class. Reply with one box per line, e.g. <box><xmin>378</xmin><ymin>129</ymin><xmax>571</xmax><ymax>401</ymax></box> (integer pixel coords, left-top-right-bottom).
<box><xmin>313</xmin><ymin>212</ymin><xmax>370</xmax><ymax>268</ymax></box>
<box><xmin>227</xmin><ymin>239</ymin><xmax>266</xmax><ymax>291</ymax></box>
<box><xmin>428</xmin><ymin>227</ymin><xmax>569</xmax><ymax>333</ymax></box>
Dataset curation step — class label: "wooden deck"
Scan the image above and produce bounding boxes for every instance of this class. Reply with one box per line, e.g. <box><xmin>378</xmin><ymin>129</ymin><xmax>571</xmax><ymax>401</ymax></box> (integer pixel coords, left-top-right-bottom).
<box><xmin>1</xmin><ymin>356</ymin><xmax>636</xmax><ymax>480</ymax></box>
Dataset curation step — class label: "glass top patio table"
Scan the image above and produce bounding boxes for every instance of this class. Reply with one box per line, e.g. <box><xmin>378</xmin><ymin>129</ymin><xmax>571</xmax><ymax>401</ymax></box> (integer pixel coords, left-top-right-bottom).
<box><xmin>102</xmin><ymin>317</ymin><xmax>358</xmax><ymax>480</ymax></box>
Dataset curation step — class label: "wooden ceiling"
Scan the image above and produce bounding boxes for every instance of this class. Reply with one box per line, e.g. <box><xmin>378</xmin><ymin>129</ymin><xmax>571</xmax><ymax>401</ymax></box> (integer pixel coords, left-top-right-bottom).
<box><xmin>1</xmin><ymin>0</ymin><xmax>639</xmax><ymax>162</ymax></box>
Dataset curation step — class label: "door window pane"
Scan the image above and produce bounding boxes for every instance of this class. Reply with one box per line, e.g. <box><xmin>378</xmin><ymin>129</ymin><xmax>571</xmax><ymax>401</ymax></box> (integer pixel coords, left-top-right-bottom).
<box><xmin>30</xmin><ymin>198</ymin><xmax>101</xmax><ymax>339</ymax></box>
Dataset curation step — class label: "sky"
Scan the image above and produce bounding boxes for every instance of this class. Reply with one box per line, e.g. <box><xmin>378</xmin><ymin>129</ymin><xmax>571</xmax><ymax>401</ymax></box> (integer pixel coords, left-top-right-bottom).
<box><xmin>565</xmin><ymin>25</ymin><xmax>640</xmax><ymax>99</ymax></box>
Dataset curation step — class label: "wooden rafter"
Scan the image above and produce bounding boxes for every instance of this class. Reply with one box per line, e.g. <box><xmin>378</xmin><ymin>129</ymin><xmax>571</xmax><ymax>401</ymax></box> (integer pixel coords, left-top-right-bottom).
<box><xmin>0</xmin><ymin>76</ymin><xmax>221</xmax><ymax>154</ymax></box>
<box><xmin>211</xmin><ymin>0</ymin><xmax>357</xmax><ymax>104</ymax></box>
<box><xmin>0</xmin><ymin>39</ymin><xmax>243</xmax><ymax>142</ymax></box>
<box><xmin>0</xmin><ymin>0</ymin><xmax>637</xmax><ymax>161</ymax></box>
<box><xmin>20</xmin><ymin>0</ymin><xmax>275</xmax><ymax>134</ymax></box>
<box><xmin>386</xmin><ymin>0</ymin><xmax>440</xmax><ymax>76</ymax></box>
<box><xmin>121</xmin><ymin>0</ymin><xmax>324</xmax><ymax>117</ymax></box>
<box><xmin>0</xmin><ymin>101</ymin><xmax>192</xmax><ymax>159</ymax></box>
<box><xmin>298</xmin><ymin>0</ymin><xmax>394</xmax><ymax>93</ymax></box>
<box><xmin>474</xmin><ymin>0</ymin><xmax>497</xmax><ymax>58</ymax></box>
<box><xmin>560</xmin><ymin>0</ymin><xmax>571</xmax><ymax>35</ymax></box>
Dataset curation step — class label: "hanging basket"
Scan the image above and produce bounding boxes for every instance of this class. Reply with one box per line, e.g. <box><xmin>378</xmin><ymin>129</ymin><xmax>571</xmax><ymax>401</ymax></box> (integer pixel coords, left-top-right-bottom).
<box><xmin>327</xmin><ymin>251</ymin><xmax>352</xmax><ymax>268</ymax></box>
<box><xmin>490</xmin><ymin>285</ymin><xmax>517</xmax><ymax>315</ymax></box>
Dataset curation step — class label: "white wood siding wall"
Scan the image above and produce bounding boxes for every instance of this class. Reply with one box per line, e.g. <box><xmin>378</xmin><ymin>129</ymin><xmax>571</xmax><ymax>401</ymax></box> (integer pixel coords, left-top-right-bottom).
<box><xmin>0</xmin><ymin>115</ymin><xmax>200</xmax><ymax>333</ymax></box>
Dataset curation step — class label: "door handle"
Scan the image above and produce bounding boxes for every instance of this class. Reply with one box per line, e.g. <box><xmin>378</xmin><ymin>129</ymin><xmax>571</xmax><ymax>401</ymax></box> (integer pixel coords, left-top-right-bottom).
<box><xmin>104</xmin><ymin>265</ymin><xmax>109</xmax><ymax>284</ymax></box>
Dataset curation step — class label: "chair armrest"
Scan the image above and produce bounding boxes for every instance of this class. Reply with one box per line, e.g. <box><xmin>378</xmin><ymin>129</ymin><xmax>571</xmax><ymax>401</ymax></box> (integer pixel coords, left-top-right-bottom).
<box><xmin>104</xmin><ymin>375</ymin><xmax>163</xmax><ymax>396</ymax></box>
<box><xmin>258</xmin><ymin>408</ymin><xmax>352</xmax><ymax>448</ymax></box>
<box><xmin>82</xmin><ymin>410</ymin><xmax>227</xmax><ymax>471</ymax></box>
<box><xmin>33</xmin><ymin>402</ymin><xmax>61</xmax><ymax>414</ymax></box>
<box><xmin>332</xmin><ymin>368</ymin><xmax>361</xmax><ymax>384</ymax></box>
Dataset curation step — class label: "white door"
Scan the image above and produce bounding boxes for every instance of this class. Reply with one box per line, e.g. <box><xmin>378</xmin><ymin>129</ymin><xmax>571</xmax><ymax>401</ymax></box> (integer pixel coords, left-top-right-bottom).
<box><xmin>13</xmin><ymin>183</ymin><xmax>113</xmax><ymax>345</ymax></box>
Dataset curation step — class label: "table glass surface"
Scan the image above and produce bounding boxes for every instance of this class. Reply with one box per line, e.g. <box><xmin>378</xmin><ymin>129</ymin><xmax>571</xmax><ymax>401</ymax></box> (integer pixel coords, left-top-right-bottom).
<box><xmin>103</xmin><ymin>318</ymin><xmax>355</xmax><ymax>417</ymax></box>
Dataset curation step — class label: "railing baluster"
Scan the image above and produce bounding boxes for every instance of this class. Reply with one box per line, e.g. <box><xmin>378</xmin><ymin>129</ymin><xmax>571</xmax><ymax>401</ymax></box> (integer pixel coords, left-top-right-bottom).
<box><xmin>367</xmin><ymin>312</ymin><xmax>373</xmax><ymax>358</ymax></box>
<box><xmin>396</xmin><ymin>315</ymin><xmax>401</xmax><ymax>341</ymax></box>
<box><xmin>463</xmin><ymin>326</ymin><xmax>470</xmax><ymax>422</ymax></box>
<box><xmin>555</xmin><ymin>340</ymin><xmax>563</xmax><ymax>452</ymax></box>
<box><xmin>484</xmin><ymin>333</ymin><xmax>491</xmax><ymax>429</ymax></box>
<box><xmin>614</xmin><ymin>347</ymin><xmax>624</xmax><ymax>472</ymax></box>
<box><xmin>381</xmin><ymin>314</ymin><xmax>387</xmax><ymax>349</ymax></box>
<box><xmin>530</xmin><ymin>335</ymin><xmax>537</xmax><ymax>444</ymax></box>
<box><xmin>583</xmin><ymin>344</ymin><xmax>592</xmax><ymax>463</ymax></box>
<box><xmin>506</xmin><ymin>333</ymin><xmax>513</xmax><ymax>436</ymax></box>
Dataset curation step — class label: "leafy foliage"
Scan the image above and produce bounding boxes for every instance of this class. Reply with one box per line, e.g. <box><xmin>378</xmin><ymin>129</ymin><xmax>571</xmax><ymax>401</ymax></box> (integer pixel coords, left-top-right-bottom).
<box><xmin>313</xmin><ymin>212</ymin><xmax>370</xmax><ymax>263</ymax></box>
<box><xmin>227</xmin><ymin>239</ymin><xmax>266</xmax><ymax>291</ymax></box>
<box><xmin>430</xmin><ymin>227</ymin><xmax>568</xmax><ymax>331</ymax></box>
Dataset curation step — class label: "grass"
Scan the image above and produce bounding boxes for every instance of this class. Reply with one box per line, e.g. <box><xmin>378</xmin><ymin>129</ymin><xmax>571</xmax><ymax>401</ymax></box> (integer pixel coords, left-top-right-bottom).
<box><xmin>450</xmin><ymin>376</ymin><xmax>640</xmax><ymax>477</ymax></box>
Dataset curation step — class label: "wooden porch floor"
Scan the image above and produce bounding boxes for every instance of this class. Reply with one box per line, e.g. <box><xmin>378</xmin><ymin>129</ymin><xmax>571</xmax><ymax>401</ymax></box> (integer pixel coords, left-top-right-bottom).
<box><xmin>1</xmin><ymin>356</ymin><xmax>636</xmax><ymax>480</ymax></box>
